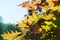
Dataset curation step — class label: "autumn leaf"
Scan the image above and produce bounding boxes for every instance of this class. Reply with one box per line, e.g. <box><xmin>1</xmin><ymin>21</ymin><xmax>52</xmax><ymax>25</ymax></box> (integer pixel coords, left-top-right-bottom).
<box><xmin>42</xmin><ymin>13</ymin><xmax>55</xmax><ymax>20</ymax></box>
<box><xmin>41</xmin><ymin>25</ymin><xmax>51</xmax><ymax>32</ymax></box>
<box><xmin>44</xmin><ymin>21</ymin><xmax>52</xmax><ymax>25</ymax></box>
<box><xmin>20</xmin><ymin>1</ymin><xmax>36</xmax><ymax>10</ymax></box>
<box><xmin>1</xmin><ymin>31</ymin><xmax>21</xmax><ymax>40</ymax></box>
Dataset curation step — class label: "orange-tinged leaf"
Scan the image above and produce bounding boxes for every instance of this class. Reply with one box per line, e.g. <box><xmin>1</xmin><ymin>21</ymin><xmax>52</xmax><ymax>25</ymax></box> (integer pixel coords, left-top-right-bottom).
<box><xmin>20</xmin><ymin>1</ymin><xmax>29</xmax><ymax>7</ymax></box>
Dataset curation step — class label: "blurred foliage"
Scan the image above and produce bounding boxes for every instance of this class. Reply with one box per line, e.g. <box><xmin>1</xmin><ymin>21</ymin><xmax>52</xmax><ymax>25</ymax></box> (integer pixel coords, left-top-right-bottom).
<box><xmin>0</xmin><ymin>16</ymin><xmax>21</xmax><ymax>40</ymax></box>
<box><xmin>1</xmin><ymin>0</ymin><xmax>60</xmax><ymax>40</ymax></box>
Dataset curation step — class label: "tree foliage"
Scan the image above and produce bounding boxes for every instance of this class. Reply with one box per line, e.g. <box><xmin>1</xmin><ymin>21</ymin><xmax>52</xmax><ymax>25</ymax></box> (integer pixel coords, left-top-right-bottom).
<box><xmin>1</xmin><ymin>0</ymin><xmax>60</xmax><ymax>40</ymax></box>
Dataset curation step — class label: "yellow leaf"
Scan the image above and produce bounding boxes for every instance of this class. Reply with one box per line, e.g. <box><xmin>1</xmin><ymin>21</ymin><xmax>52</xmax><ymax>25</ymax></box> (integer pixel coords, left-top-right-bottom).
<box><xmin>17</xmin><ymin>22</ymin><xmax>29</xmax><ymax>28</ymax></box>
<box><xmin>1</xmin><ymin>31</ymin><xmax>21</xmax><ymax>40</ymax></box>
<box><xmin>32</xmin><ymin>13</ymin><xmax>38</xmax><ymax>21</ymax></box>
<box><xmin>33</xmin><ymin>14</ymin><xmax>43</xmax><ymax>24</ymax></box>
<box><xmin>42</xmin><ymin>25</ymin><xmax>51</xmax><ymax>32</ymax></box>
<box><xmin>42</xmin><ymin>5</ymin><xmax>50</xmax><ymax>11</ymax></box>
<box><xmin>52</xmin><ymin>17</ymin><xmax>56</xmax><ymax>20</ymax></box>
<box><xmin>58</xmin><ymin>5</ymin><xmax>60</xmax><ymax>12</ymax></box>
<box><xmin>44</xmin><ymin>21</ymin><xmax>52</xmax><ymax>25</ymax></box>
<box><xmin>14</xmin><ymin>36</ymin><xmax>22</xmax><ymax>40</ymax></box>
<box><xmin>39</xmin><ymin>28</ymin><xmax>42</xmax><ymax>32</ymax></box>
<box><xmin>43</xmin><ymin>14</ymin><xmax>55</xmax><ymax>20</ymax></box>
<box><xmin>52</xmin><ymin>24</ymin><xmax>57</xmax><ymax>28</ymax></box>
<box><xmin>22</xmin><ymin>19</ymin><xmax>27</xmax><ymax>24</ymax></box>
<box><xmin>27</xmin><ymin>16</ymin><xmax>34</xmax><ymax>25</ymax></box>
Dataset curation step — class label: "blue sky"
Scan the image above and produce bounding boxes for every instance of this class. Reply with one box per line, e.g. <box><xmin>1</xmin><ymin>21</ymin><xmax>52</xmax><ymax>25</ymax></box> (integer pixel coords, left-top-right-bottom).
<box><xmin>0</xmin><ymin>0</ymin><xmax>28</xmax><ymax>24</ymax></box>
